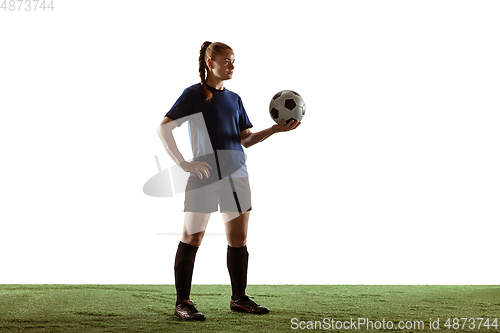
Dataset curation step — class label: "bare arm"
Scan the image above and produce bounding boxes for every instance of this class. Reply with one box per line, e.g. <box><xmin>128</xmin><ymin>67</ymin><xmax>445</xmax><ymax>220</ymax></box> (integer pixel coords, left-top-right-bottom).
<box><xmin>157</xmin><ymin>117</ymin><xmax>212</xmax><ymax>179</ymax></box>
<box><xmin>157</xmin><ymin>117</ymin><xmax>187</xmax><ymax>167</ymax></box>
<box><xmin>240</xmin><ymin>119</ymin><xmax>301</xmax><ymax>148</ymax></box>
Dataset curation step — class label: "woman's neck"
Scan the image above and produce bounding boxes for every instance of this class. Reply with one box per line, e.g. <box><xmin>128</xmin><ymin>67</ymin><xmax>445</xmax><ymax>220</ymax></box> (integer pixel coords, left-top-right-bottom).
<box><xmin>205</xmin><ymin>75</ymin><xmax>225</xmax><ymax>91</ymax></box>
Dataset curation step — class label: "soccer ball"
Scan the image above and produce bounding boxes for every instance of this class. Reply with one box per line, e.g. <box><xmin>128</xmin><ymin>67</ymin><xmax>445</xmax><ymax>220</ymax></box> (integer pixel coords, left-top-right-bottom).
<box><xmin>269</xmin><ymin>90</ymin><xmax>306</xmax><ymax>125</ymax></box>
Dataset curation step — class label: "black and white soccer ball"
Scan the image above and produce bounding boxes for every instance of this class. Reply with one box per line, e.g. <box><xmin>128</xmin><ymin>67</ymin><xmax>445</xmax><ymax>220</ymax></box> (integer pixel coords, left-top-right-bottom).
<box><xmin>269</xmin><ymin>90</ymin><xmax>306</xmax><ymax>125</ymax></box>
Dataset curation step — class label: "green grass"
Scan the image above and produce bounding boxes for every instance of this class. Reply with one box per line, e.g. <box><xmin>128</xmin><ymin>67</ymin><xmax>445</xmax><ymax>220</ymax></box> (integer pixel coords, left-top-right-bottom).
<box><xmin>0</xmin><ymin>285</ymin><xmax>499</xmax><ymax>332</ymax></box>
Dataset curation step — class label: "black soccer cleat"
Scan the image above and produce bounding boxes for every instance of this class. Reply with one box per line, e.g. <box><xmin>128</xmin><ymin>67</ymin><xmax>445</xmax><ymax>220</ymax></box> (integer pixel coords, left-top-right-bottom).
<box><xmin>230</xmin><ymin>294</ymin><xmax>270</xmax><ymax>315</ymax></box>
<box><xmin>174</xmin><ymin>300</ymin><xmax>206</xmax><ymax>321</ymax></box>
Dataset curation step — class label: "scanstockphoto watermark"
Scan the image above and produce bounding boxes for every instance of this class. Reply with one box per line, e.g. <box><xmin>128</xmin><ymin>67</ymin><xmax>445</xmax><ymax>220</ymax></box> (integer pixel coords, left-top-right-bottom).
<box><xmin>147</xmin><ymin>112</ymin><xmax>252</xmax><ymax>234</ymax></box>
<box><xmin>290</xmin><ymin>317</ymin><xmax>500</xmax><ymax>330</ymax></box>
<box><xmin>1</xmin><ymin>0</ymin><xmax>54</xmax><ymax>11</ymax></box>
<box><xmin>290</xmin><ymin>317</ymin><xmax>426</xmax><ymax>331</ymax></box>
<box><xmin>145</xmin><ymin>112</ymin><xmax>250</xmax><ymax>198</ymax></box>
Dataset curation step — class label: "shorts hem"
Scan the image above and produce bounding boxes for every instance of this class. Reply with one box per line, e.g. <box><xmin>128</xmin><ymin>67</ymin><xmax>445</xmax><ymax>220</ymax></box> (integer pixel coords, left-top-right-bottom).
<box><xmin>183</xmin><ymin>207</ymin><xmax>252</xmax><ymax>214</ymax></box>
<box><xmin>183</xmin><ymin>208</ymin><xmax>219</xmax><ymax>213</ymax></box>
<box><xmin>219</xmin><ymin>207</ymin><xmax>252</xmax><ymax>213</ymax></box>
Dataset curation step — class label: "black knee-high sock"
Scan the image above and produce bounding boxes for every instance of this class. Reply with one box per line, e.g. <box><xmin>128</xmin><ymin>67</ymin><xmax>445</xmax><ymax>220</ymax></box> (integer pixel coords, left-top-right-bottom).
<box><xmin>174</xmin><ymin>241</ymin><xmax>199</xmax><ymax>305</ymax></box>
<box><xmin>227</xmin><ymin>245</ymin><xmax>249</xmax><ymax>301</ymax></box>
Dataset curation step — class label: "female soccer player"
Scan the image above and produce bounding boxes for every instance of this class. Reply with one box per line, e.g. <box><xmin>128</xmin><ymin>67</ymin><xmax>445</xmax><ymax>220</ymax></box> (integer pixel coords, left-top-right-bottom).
<box><xmin>157</xmin><ymin>41</ymin><xmax>300</xmax><ymax>321</ymax></box>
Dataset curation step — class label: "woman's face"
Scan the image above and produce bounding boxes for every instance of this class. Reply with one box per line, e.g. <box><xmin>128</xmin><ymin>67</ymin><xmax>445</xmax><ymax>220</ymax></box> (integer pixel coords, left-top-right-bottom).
<box><xmin>208</xmin><ymin>49</ymin><xmax>235</xmax><ymax>81</ymax></box>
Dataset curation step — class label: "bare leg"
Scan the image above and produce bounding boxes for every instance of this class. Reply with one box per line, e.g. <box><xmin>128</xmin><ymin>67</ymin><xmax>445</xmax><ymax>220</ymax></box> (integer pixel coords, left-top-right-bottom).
<box><xmin>222</xmin><ymin>211</ymin><xmax>249</xmax><ymax>247</ymax></box>
<box><xmin>181</xmin><ymin>212</ymin><xmax>211</xmax><ymax>247</ymax></box>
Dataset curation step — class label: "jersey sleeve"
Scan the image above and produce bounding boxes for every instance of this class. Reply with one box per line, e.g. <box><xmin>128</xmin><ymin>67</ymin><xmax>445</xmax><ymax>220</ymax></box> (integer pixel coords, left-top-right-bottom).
<box><xmin>238</xmin><ymin>96</ymin><xmax>253</xmax><ymax>132</ymax></box>
<box><xmin>164</xmin><ymin>88</ymin><xmax>194</xmax><ymax>127</ymax></box>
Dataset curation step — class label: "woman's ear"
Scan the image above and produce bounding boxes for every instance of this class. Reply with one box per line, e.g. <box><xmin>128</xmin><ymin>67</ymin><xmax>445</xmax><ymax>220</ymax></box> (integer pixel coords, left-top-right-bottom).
<box><xmin>206</xmin><ymin>58</ymin><xmax>213</xmax><ymax>70</ymax></box>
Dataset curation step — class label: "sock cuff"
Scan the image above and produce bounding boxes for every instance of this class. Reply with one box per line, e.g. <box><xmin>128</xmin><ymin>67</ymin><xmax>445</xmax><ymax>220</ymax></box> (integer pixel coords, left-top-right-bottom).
<box><xmin>227</xmin><ymin>244</ymin><xmax>248</xmax><ymax>253</ymax></box>
<box><xmin>179</xmin><ymin>241</ymin><xmax>199</xmax><ymax>254</ymax></box>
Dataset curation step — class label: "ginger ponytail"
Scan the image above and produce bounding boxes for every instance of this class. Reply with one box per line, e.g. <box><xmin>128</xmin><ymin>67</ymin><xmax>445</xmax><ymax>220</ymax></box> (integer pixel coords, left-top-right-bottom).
<box><xmin>198</xmin><ymin>41</ymin><xmax>233</xmax><ymax>101</ymax></box>
<box><xmin>199</xmin><ymin>41</ymin><xmax>212</xmax><ymax>101</ymax></box>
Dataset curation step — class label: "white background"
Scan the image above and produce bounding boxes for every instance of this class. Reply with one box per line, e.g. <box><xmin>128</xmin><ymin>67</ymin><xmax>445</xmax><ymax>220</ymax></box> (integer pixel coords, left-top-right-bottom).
<box><xmin>1</xmin><ymin>1</ymin><xmax>499</xmax><ymax>284</ymax></box>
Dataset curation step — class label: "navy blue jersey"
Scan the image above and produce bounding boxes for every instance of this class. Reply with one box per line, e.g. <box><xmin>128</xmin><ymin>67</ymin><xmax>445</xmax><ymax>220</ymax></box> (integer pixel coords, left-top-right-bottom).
<box><xmin>165</xmin><ymin>83</ymin><xmax>253</xmax><ymax>179</ymax></box>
